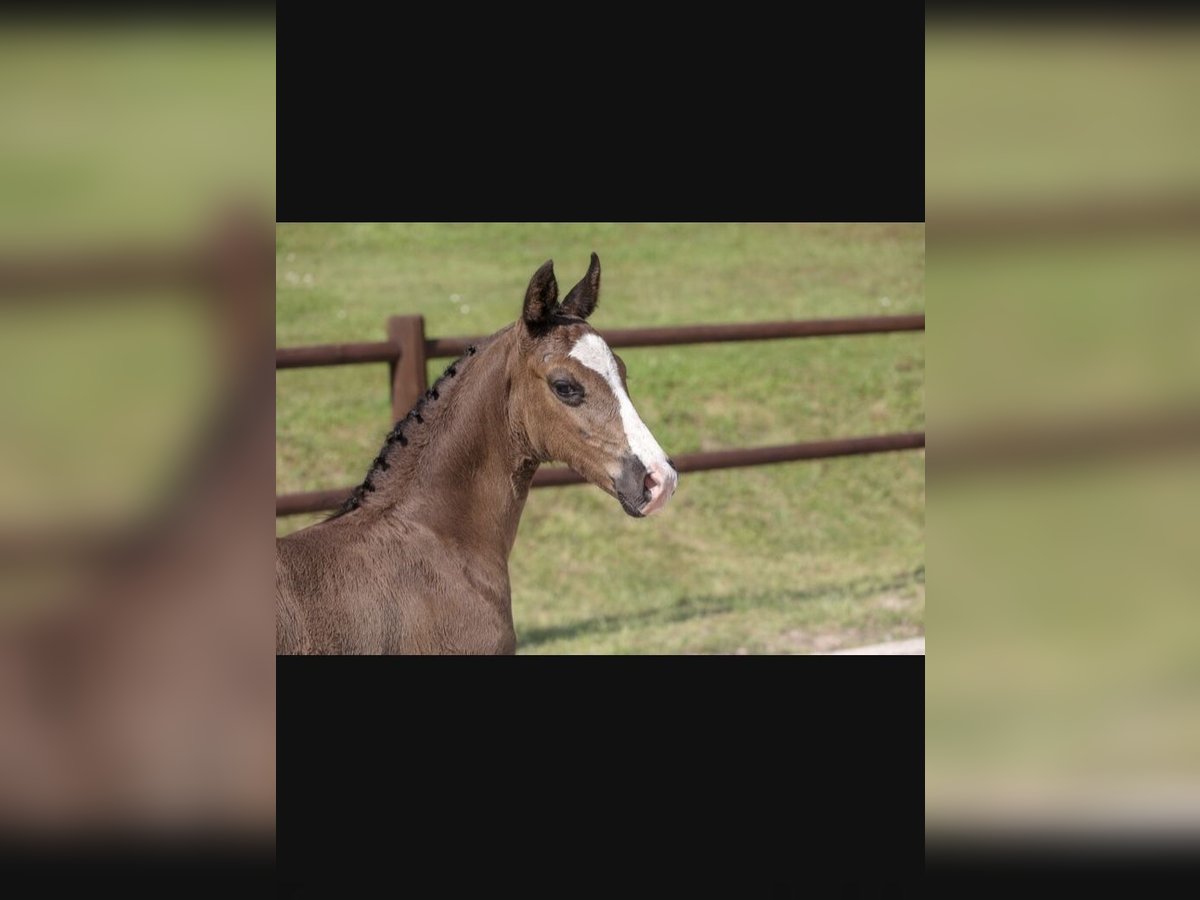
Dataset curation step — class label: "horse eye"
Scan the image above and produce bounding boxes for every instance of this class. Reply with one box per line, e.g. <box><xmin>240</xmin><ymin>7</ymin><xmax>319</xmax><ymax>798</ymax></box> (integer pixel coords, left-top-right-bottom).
<box><xmin>551</xmin><ymin>380</ymin><xmax>582</xmax><ymax>402</ymax></box>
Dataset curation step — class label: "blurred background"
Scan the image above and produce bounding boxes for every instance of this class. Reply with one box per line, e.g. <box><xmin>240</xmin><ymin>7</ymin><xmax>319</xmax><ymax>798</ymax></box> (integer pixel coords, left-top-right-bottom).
<box><xmin>5</xmin><ymin>2</ymin><xmax>1198</xmax><ymax>868</ymax></box>
<box><xmin>275</xmin><ymin>223</ymin><xmax>926</xmax><ymax>654</ymax></box>
<box><xmin>926</xmin><ymin>16</ymin><xmax>1200</xmax><ymax>850</ymax></box>
<box><xmin>0</xmin><ymin>18</ymin><xmax>274</xmax><ymax>845</ymax></box>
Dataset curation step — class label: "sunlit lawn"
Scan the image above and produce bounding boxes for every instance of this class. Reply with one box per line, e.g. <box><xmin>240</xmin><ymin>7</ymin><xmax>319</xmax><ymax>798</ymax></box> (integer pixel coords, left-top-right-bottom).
<box><xmin>276</xmin><ymin>223</ymin><xmax>924</xmax><ymax>653</ymax></box>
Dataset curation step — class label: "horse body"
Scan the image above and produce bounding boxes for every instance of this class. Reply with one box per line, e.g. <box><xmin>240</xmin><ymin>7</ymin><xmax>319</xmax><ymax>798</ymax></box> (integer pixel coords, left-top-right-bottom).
<box><xmin>276</xmin><ymin>255</ymin><xmax>677</xmax><ymax>655</ymax></box>
<box><xmin>276</xmin><ymin>521</ymin><xmax>517</xmax><ymax>655</ymax></box>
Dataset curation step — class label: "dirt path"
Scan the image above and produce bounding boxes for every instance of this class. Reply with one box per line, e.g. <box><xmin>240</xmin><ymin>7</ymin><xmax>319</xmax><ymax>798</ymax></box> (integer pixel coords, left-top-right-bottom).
<box><xmin>822</xmin><ymin>636</ymin><xmax>924</xmax><ymax>655</ymax></box>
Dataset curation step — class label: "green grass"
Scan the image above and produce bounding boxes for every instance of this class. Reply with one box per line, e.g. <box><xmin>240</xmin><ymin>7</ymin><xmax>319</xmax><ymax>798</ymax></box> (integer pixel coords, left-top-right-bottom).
<box><xmin>925</xmin><ymin>26</ymin><xmax>1200</xmax><ymax>209</ymax></box>
<box><xmin>276</xmin><ymin>223</ymin><xmax>924</xmax><ymax>653</ymax></box>
<box><xmin>0</xmin><ymin>24</ymin><xmax>275</xmax><ymax>244</ymax></box>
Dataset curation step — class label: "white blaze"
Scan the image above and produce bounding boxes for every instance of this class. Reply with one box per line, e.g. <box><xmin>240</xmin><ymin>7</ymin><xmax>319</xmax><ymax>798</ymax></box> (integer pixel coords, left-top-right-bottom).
<box><xmin>568</xmin><ymin>332</ymin><xmax>670</xmax><ymax>470</ymax></box>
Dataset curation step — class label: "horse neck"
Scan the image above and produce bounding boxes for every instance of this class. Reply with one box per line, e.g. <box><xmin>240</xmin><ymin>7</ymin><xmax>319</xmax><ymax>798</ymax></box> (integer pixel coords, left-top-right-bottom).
<box><xmin>366</xmin><ymin>326</ymin><xmax>537</xmax><ymax>561</ymax></box>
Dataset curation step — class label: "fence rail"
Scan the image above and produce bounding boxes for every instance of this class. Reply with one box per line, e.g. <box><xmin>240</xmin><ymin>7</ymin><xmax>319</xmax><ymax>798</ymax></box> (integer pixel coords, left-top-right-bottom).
<box><xmin>276</xmin><ymin>312</ymin><xmax>925</xmax><ymax>517</ymax></box>
<box><xmin>423</xmin><ymin>315</ymin><xmax>926</xmax><ymax>358</ymax></box>
<box><xmin>276</xmin><ymin>431</ymin><xmax>926</xmax><ymax>517</ymax></box>
<box><xmin>274</xmin><ymin>314</ymin><xmax>924</xmax><ymax>369</ymax></box>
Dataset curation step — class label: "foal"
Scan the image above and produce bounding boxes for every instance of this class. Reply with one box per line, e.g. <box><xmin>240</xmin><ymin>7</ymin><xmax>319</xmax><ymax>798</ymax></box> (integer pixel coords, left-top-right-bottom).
<box><xmin>276</xmin><ymin>254</ymin><xmax>678</xmax><ymax>654</ymax></box>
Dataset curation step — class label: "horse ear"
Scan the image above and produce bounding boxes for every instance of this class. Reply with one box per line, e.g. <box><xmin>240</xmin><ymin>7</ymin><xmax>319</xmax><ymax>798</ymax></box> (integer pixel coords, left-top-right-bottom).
<box><xmin>522</xmin><ymin>259</ymin><xmax>558</xmax><ymax>326</ymax></box>
<box><xmin>559</xmin><ymin>252</ymin><xmax>601</xmax><ymax>320</ymax></box>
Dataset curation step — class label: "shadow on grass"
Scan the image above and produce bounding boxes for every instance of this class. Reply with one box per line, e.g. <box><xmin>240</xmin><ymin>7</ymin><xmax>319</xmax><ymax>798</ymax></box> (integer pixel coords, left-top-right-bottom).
<box><xmin>516</xmin><ymin>564</ymin><xmax>924</xmax><ymax>648</ymax></box>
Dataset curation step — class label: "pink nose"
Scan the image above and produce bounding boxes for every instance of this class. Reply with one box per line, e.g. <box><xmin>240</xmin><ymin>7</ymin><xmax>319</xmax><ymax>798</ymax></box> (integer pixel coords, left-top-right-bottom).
<box><xmin>641</xmin><ymin>460</ymin><xmax>678</xmax><ymax>516</ymax></box>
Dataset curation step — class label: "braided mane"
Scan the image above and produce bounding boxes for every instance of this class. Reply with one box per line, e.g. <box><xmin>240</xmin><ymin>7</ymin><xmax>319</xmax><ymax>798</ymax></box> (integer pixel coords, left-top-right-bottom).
<box><xmin>325</xmin><ymin>344</ymin><xmax>478</xmax><ymax>520</ymax></box>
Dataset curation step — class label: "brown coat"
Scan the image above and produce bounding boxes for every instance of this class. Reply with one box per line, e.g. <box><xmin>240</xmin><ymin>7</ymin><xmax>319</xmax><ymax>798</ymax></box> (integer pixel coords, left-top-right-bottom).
<box><xmin>276</xmin><ymin>255</ymin><xmax>677</xmax><ymax>654</ymax></box>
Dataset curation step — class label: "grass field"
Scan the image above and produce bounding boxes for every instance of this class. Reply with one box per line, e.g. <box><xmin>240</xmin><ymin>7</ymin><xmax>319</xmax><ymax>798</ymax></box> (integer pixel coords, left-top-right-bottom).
<box><xmin>276</xmin><ymin>223</ymin><xmax>925</xmax><ymax>653</ymax></box>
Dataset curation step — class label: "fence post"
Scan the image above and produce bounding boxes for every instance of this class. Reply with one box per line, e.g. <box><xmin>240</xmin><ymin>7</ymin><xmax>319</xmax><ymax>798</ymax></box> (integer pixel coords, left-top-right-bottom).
<box><xmin>387</xmin><ymin>314</ymin><xmax>428</xmax><ymax>423</ymax></box>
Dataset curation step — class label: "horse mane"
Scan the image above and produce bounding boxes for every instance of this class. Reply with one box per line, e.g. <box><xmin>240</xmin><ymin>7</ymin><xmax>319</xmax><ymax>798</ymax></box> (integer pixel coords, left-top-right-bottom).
<box><xmin>324</xmin><ymin>342</ymin><xmax>479</xmax><ymax>521</ymax></box>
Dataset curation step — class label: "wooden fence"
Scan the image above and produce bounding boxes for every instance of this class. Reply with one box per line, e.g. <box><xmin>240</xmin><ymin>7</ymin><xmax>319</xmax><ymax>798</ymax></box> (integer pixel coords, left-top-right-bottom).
<box><xmin>275</xmin><ymin>313</ymin><xmax>926</xmax><ymax>516</ymax></box>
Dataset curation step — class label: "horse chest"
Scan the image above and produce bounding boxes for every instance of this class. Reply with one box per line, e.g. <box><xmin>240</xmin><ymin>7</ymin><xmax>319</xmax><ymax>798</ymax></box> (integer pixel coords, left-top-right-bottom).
<box><xmin>379</xmin><ymin>554</ymin><xmax>514</xmax><ymax>655</ymax></box>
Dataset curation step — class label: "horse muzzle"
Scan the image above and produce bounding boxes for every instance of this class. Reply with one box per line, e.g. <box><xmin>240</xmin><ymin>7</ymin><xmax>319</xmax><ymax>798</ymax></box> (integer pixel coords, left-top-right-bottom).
<box><xmin>614</xmin><ymin>454</ymin><xmax>678</xmax><ymax>518</ymax></box>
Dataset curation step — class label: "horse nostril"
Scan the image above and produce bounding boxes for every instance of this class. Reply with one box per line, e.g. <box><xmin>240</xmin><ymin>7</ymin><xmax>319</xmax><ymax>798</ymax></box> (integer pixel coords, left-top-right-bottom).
<box><xmin>642</xmin><ymin>472</ymin><xmax>659</xmax><ymax>503</ymax></box>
